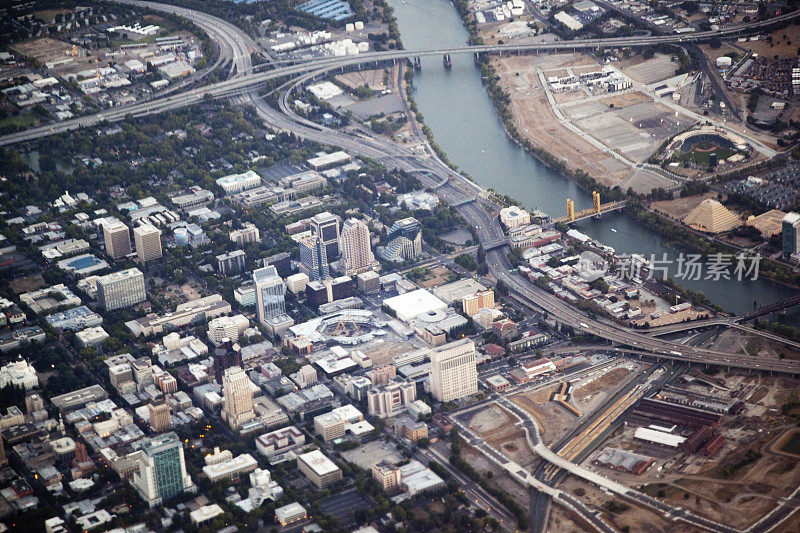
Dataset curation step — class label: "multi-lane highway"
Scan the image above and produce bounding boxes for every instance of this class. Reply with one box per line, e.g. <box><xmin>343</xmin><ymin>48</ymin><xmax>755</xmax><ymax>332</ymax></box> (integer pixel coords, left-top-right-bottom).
<box><xmin>2</xmin><ymin>4</ymin><xmax>799</xmax><ymax>146</ymax></box>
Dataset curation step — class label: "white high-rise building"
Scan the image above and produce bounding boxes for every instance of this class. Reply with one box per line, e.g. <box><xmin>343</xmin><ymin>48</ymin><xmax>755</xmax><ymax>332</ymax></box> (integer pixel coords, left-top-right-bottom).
<box><xmin>96</xmin><ymin>268</ymin><xmax>147</xmax><ymax>310</ymax></box>
<box><xmin>253</xmin><ymin>266</ymin><xmax>286</xmax><ymax>325</ymax></box>
<box><xmin>207</xmin><ymin>314</ymin><xmax>249</xmax><ymax>346</ymax></box>
<box><xmin>230</xmin><ymin>223</ymin><xmax>260</xmax><ymax>246</ymax></box>
<box><xmin>103</xmin><ymin>220</ymin><xmax>132</xmax><ymax>259</ymax></box>
<box><xmin>429</xmin><ymin>339</ymin><xmax>478</xmax><ymax>403</ymax></box>
<box><xmin>133</xmin><ymin>224</ymin><xmax>163</xmax><ymax>262</ymax></box>
<box><xmin>222</xmin><ymin>366</ymin><xmax>255</xmax><ymax>430</ymax></box>
<box><xmin>339</xmin><ymin>218</ymin><xmax>378</xmax><ymax>275</ymax></box>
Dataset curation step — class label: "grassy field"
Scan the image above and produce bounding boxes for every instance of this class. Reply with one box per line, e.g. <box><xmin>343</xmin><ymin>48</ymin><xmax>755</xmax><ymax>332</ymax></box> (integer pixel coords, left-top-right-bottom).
<box><xmin>0</xmin><ymin>113</ymin><xmax>37</xmax><ymax>130</ymax></box>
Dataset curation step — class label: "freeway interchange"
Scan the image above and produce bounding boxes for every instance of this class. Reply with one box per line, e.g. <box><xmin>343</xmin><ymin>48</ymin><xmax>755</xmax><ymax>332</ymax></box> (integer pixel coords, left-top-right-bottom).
<box><xmin>2</xmin><ymin>3</ymin><xmax>800</xmax><ymax>146</ymax></box>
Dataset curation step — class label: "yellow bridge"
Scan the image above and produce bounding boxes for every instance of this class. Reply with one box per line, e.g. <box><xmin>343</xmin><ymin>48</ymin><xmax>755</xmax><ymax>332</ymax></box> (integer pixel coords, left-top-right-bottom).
<box><xmin>554</xmin><ymin>191</ymin><xmax>627</xmax><ymax>224</ymax></box>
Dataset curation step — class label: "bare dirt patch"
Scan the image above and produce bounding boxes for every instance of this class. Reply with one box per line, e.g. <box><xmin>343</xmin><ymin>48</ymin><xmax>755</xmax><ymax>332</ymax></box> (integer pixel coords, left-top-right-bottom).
<box><xmin>734</xmin><ymin>25</ymin><xmax>800</xmax><ymax>59</ymax></box>
<box><xmin>416</xmin><ymin>265</ymin><xmax>456</xmax><ymax>289</ymax></box>
<box><xmin>491</xmin><ymin>54</ymin><xmax>631</xmax><ymax>189</ymax></box>
<box><xmin>335</xmin><ymin>68</ymin><xmax>388</xmax><ymax>92</ymax></box>
<box><xmin>8</xmin><ymin>274</ymin><xmax>46</xmax><ymax>294</ymax></box>
<box><xmin>651</xmin><ymin>192</ymin><xmax>719</xmax><ymax>220</ymax></box>
<box><xmin>573</xmin><ymin>367</ymin><xmax>631</xmax><ymax>400</ymax></box>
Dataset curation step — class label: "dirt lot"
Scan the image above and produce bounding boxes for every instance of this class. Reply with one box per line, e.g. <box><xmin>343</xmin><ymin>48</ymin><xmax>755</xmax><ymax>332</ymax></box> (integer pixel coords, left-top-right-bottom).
<box><xmin>557</xmin><ymin>476</ymin><xmax>684</xmax><ymax>532</ymax></box>
<box><xmin>703</xmin><ymin>328</ymin><xmax>800</xmax><ymax>361</ymax></box>
<box><xmin>336</xmin><ymin>68</ymin><xmax>388</xmax><ymax>91</ymax></box>
<box><xmin>467</xmin><ymin>404</ymin><xmax>536</xmax><ymax>467</ymax></box>
<box><xmin>735</xmin><ymin>25</ymin><xmax>800</xmax><ymax>59</ymax></box>
<box><xmin>360</xmin><ymin>341</ymin><xmax>420</xmax><ymax>366</ymax></box>
<box><xmin>416</xmin><ymin>265</ymin><xmax>456</xmax><ymax>288</ymax></box>
<box><xmin>617</xmin><ymin>53</ymin><xmax>680</xmax><ymax>84</ymax></box>
<box><xmin>8</xmin><ymin>274</ymin><xmax>46</xmax><ymax>294</ymax></box>
<box><xmin>491</xmin><ymin>54</ymin><xmax>632</xmax><ymax>189</ymax></box>
<box><xmin>651</xmin><ymin>192</ymin><xmax>719</xmax><ymax>220</ymax></box>
<box><xmin>461</xmin><ymin>445</ymin><xmax>529</xmax><ymax>504</ymax></box>
<box><xmin>573</xmin><ymin>367</ymin><xmax>631</xmax><ymax>401</ymax></box>
<box><xmin>512</xmin><ymin>386</ymin><xmax>577</xmax><ymax>446</ymax></box>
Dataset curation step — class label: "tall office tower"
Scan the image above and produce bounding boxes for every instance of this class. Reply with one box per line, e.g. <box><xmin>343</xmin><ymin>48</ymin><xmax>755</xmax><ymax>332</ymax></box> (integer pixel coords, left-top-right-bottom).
<box><xmin>339</xmin><ymin>218</ymin><xmax>378</xmax><ymax>275</ymax></box>
<box><xmin>213</xmin><ymin>339</ymin><xmax>242</xmax><ymax>384</ymax></box>
<box><xmin>381</xmin><ymin>217</ymin><xmax>422</xmax><ymax>262</ymax></box>
<box><xmin>131</xmin><ymin>357</ymin><xmax>154</xmax><ymax>387</ymax></box>
<box><xmin>148</xmin><ymin>401</ymin><xmax>171</xmax><ymax>433</ymax></box>
<box><xmin>253</xmin><ymin>266</ymin><xmax>286</xmax><ymax>326</ymax></box>
<box><xmin>222</xmin><ymin>365</ymin><xmax>255</xmax><ymax>430</ymax></box>
<box><xmin>97</xmin><ymin>268</ymin><xmax>147</xmax><ymax>311</ymax></box>
<box><xmin>299</xmin><ymin>234</ymin><xmax>329</xmax><ymax>281</ymax></box>
<box><xmin>429</xmin><ymin>339</ymin><xmax>478</xmax><ymax>402</ymax></box>
<box><xmin>133</xmin><ymin>224</ymin><xmax>163</xmax><ymax>262</ymax></box>
<box><xmin>131</xmin><ymin>432</ymin><xmax>195</xmax><ymax>507</ymax></box>
<box><xmin>103</xmin><ymin>220</ymin><xmax>132</xmax><ymax>259</ymax></box>
<box><xmin>783</xmin><ymin>212</ymin><xmax>800</xmax><ymax>258</ymax></box>
<box><xmin>310</xmin><ymin>211</ymin><xmax>340</xmax><ymax>260</ymax></box>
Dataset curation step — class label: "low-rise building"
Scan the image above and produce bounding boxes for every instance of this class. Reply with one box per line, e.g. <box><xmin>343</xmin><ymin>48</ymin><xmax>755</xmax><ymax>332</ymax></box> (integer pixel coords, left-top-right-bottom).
<box><xmin>297</xmin><ymin>450</ymin><xmax>342</xmax><ymax>488</ymax></box>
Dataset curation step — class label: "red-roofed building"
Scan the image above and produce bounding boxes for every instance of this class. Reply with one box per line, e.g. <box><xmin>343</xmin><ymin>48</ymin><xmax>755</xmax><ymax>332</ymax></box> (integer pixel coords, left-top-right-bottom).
<box><xmin>482</xmin><ymin>343</ymin><xmax>506</xmax><ymax>358</ymax></box>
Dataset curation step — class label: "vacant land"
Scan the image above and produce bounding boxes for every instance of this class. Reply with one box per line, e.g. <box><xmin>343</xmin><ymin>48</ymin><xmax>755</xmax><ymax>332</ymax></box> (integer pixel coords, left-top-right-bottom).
<box><xmin>512</xmin><ymin>386</ymin><xmax>577</xmax><ymax>446</ymax></box>
<box><xmin>573</xmin><ymin>367</ymin><xmax>631</xmax><ymax>401</ymax></box>
<box><xmin>651</xmin><ymin>192</ymin><xmax>721</xmax><ymax>220</ymax></box>
<box><xmin>492</xmin><ymin>54</ymin><xmax>631</xmax><ymax>189</ymax></box>
<box><xmin>734</xmin><ymin>25</ymin><xmax>800</xmax><ymax>59</ymax></box>
<box><xmin>416</xmin><ymin>265</ymin><xmax>456</xmax><ymax>288</ymax></box>
<box><xmin>336</xmin><ymin>68</ymin><xmax>388</xmax><ymax>92</ymax></box>
<box><xmin>617</xmin><ymin>53</ymin><xmax>679</xmax><ymax>84</ymax></box>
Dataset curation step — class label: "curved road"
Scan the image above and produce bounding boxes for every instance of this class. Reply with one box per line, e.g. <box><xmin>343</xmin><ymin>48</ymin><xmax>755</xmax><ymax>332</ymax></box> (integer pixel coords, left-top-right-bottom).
<box><xmin>2</xmin><ymin>6</ymin><xmax>799</xmax><ymax>146</ymax></box>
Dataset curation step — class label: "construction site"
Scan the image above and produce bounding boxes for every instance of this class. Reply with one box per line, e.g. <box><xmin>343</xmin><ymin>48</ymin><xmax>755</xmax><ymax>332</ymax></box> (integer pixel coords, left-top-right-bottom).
<box><xmin>459</xmin><ymin>347</ymin><xmax>800</xmax><ymax>531</ymax></box>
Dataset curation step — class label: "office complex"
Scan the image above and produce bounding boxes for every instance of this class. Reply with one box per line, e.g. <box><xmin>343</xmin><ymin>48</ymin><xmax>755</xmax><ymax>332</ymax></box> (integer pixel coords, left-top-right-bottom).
<box><xmin>222</xmin><ymin>366</ymin><xmax>255</xmax><ymax>430</ymax></box>
<box><xmin>207</xmin><ymin>314</ymin><xmax>249</xmax><ymax>345</ymax></box>
<box><xmin>462</xmin><ymin>289</ymin><xmax>495</xmax><ymax>316</ymax></box>
<box><xmin>131</xmin><ymin>432</ymin><xmax>195</xmax><ymax>507</ymax></box>
<box><xmin>216</xmin><ymin>170</ymin><xmax>262</xmax><ymax>195</ymax></box>
<box><xmin>253</xmin><ymin>266</ymin><xmax>288</xmax><ymax>326</ymax></box>
<box><xmin>96</xmin><ymin>268</ymin><xmax>147</xmax><ymax>311</ymax></box>
<box><xmin>148</xmin><ymin>401</ymin><xmax>171</xmax><ymax>433</ymax></box>
<box><xmin>339</xmin><ymin>218</ymin><xmax>378</xmax><ymax>275</ymax></box>
<box><xmin>133</xmin><ymin>224</ymin><xmax>163</xmax><ymax>262</ymax></box>
<box><xmin>367</xmin><ymin>379</ymin><xmax>417</xmax><ymax>417</ymax></box>
<box><xmin>103</xmin><ymin>220</ymin><xmax>132</xmax><ymax>259</ymax></box>
<box><xmin>296</xmin><ymin>450</ymin><xmax>342</xmax><ymax>489</ymax></box>
<box><xmin>310</xmin><ymin>211</ymin><xmax>340</xmax><ymax>259</ymax></box>
<box><xmin>381</xmin><ymin>217</ymin><xmax>422</xmax><ymax>262</ymax></box>
<box><xmin>299</xmin><ymin>234</ymin><xmax>330</xmax><ymax>281</ymax></box>
<box><xmin>429</xmin><ymin>339</ymin><xmax>478</xmax><ymax>402</ymax></box>
<box><xmin>783</xmin><ymin>212</ymin><xmax>800</xmax><ymax>258</ymax></box>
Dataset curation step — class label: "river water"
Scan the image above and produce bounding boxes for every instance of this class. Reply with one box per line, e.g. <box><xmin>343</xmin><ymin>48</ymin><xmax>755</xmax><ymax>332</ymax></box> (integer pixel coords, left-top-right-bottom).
<box><xmin>389</xmin><ymin>0</ymin><xmax>797</xmax><ymax>316</ymax></box>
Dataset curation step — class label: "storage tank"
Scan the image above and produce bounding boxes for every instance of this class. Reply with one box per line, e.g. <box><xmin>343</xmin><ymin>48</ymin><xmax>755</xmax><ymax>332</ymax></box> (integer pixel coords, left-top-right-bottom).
<box><xmin>345</xmin><ymin>23</ymin><xmax>355</xmax><ymax>32</ymax></box>
<box><xmin>174</xmin><ymin>227</ymin><xmax>188</xmax><ymax>246</ymax></box>
<box><xmin>357</xmin><ymin>42</ymin><xmax>369</xmax><ymax>53</ymax></box>
<box><xmin>354</xmin><ymin>21</ymin><xmax>364</xmax><ymax>30</ymax></box>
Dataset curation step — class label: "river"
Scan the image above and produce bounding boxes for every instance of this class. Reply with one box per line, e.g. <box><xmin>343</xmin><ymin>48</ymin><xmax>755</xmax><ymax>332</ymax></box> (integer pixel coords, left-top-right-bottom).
<box><xmin>388</xmin><ymin>0</ymin><xmax>797</xmax><ymax>317</ymax></box>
